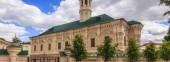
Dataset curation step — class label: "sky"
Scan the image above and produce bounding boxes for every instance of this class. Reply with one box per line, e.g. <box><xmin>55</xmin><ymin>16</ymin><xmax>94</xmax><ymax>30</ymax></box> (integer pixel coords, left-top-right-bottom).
<box><xmin>0</xmin><ymin>0</ymin><xmax>169</xmax><ymax>44</ymax></box>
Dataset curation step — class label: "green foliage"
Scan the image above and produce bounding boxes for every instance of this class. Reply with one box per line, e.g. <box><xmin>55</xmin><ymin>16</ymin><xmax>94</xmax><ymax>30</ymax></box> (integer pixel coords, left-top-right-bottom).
<box><xmin>160</xmin><ymin>0</ymin><xmax>170</xmax><ymax>16</ymax></box>
<box><xmin>127</xmin><ymin>39</ymin><xmax>140</xmax><ymax>62</ymax></box>
<box><xmin>160</xmin><ymin>0</ymin><xmax>170</xmax><ymax>6</ymax></box>
<box><xmin>71</xmin><ymin>35</ymin><xmax>88</xmax><ymax>62</ymax></box>
<box><xmin>164</xmin><ymin>27</ymin><xmax>170</xmax><ymax>41</ymax></box>
<box><xmin>97</xmin><ymin>36</ymin><xmax>116</xmax><ymax>62</ymax></box>
<box><xmin>143</xmin><ymin>42</ymin><xmax>159</xmax><ymax>62</ymax></box>
<box><xmin>160</xmin><ymin>40</ymin><xmax>170</xmax><ymax>62</ymax></box>
<box><xmin>0</xmin><ymin>38</ymin><xmax>6</xmax><ymax>41</ymax></box>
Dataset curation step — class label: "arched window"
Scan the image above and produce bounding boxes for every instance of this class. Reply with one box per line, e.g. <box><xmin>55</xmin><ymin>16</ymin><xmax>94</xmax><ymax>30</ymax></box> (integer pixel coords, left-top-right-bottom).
<box><xmin>48</xmin><ymin>43</ymin><xmax>51</xmax><ymax>50</ymax></box>
<box><xmin>34</xmin><ymin>45</ymin><xmax>36</xmax><ymax>51</ymax></box>
<box><xmin>40</xmin><ymin>44</ymin><xmax>43</xmax><ymax>51</ymax></box>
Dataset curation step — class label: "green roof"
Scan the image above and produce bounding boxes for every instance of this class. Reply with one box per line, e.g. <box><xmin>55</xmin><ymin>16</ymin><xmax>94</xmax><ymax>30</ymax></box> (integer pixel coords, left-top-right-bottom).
<box><xmin>37</xmin><ymin>14</ymin><xmax>142</xmax><ymax>36</ymax></box>
<box><xmin>0</xmin><ymin>49</ymin><xmax>28</xmax><ymax>55</ymax></box>
<box><xmin>0</xmin><ymin>49</ymin><xmax>9</xmax><ymax>55</ymax></box>
<box><xmin>58</xmin><ymin>51</ymin><xmax>128</xmax><ymax>57</ymax></box>
<box><xmin>127</xmin><ymin>20</ymin><xmax>142</xmax><ymax>25</ymax></box>
<box><xmin>88</xmin><ymin>52</ymin><xmax>127</xmax><ymax>57</ymax></box>
<box><xmin>40</xmin><ymin>14</ymin><xmax>114</xmax><ymax>36</ymax></box>
<box><xmin>114</xmin><ymin>53</ymin><xmax>127</xmax><ymax>57</ymax></box>
<box><xmin>18</xmin><ymin>50</ymin><xmax>28</xmax><ymax>55</ymax></box>
<box><xmin>59</xmin><ymin>51</ymin><xmax>67</xmax><ymax>57</ymax></box>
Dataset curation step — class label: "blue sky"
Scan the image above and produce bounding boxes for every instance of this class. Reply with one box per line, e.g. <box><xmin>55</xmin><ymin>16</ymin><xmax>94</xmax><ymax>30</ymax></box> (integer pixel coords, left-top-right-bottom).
<box><xmin>21</xmin><ymin>0</ymin><xmax>62</xmax><ymax>40</ymax></box>
<box><xmin>21</xmin><ymin>0</ymin><xmax>62</xmax><ymax>37</ymax></box>
<box><xmin>0</xmin><ymin>0</ymin><xmax>63</xmax><ymax>42</ymax></box>
<box><xmin>23</xmin><ymin>0</ymin><xmax>61</xmax><ymax>14</ymax></box>
<box><xmin>0</xmin><ymin>0</ymin><xmax>169</xmax><ymax>44</ymax></box>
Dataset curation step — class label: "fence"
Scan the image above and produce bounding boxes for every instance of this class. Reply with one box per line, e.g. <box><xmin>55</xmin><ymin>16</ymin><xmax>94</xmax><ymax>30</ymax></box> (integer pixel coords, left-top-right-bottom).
<box><xmin>27</xmin><ymin>57</ymin><xmax>59</xmax><ymax>62</ymax></box>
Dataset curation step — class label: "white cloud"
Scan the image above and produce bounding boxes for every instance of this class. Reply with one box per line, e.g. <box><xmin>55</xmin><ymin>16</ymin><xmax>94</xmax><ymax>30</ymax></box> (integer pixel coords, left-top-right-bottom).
<box><xmin>141</xmin><ymin>21</ymin><xmax>169</xmax><ymax>44</ymax></box>
<box><xmin>0</xmin><ymin>23</ymin><xmax>28</xmax><ymax>42</ymax></box>
<box><xmin>0</xmin><ymin>0</ymin><xmax>169</xmax><ymax>43</ymax></box>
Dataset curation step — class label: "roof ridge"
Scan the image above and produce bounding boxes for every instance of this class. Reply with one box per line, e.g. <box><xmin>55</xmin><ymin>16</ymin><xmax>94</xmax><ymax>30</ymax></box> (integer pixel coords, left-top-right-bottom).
<box><xmin>39</xmin><ymin>14</ymin><xmax>113</xmax><ymax>36</ymax></box>
<box><xmin>53</xmin><ymin>14</ymin><xmax>110</xmax><ymax>27</ymax></box>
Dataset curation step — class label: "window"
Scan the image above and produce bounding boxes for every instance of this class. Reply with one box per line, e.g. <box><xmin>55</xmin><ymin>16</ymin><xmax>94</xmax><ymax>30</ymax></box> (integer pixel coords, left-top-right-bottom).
<box><xmin>65</xmin><ymin>41</ymin><xmax>69</xmax><ymax>46</ymax></box>
<box><xmin>124</xmin><ymin>37</ymin><xmax>126</xmax><ymax>46</ymax></box>
<box><xmin>48</xmin><ymin>44</ymin><xmax>51</xmax><ymax>50</ymax></box>
<box><xmin>105</xmin><ymin>36</ymin><xmax>109</xmax><ymax>39</ymax></box>
<box><xmin>65</xmin><ymin>42</ymin><xmax>69</xmax><ymax>49</ymax></box>
<box><xmin>40</xmin><ymin>44</ymin><xmax>43</xmax><ymax>51</ymax></box>
<box><xmin>34</xmin><ymin>45</ymin><xmax>36</xmax><ymax>51</ymax></box>
<box><xmin>85</xmin><ymin>0</ymin><xmax>88</xmax><ymax>5</ymax></box>
<box><xmin>81</xmin><ymin>0</ymin><xmax>83</xmax><ymax>6</ymax></box>
<box><xmin>91</xmin><ymin>38</ymin><xmax>95</xmax><ymax>47</ymax></box>
<box><xmin>58</xmin><ymin>42</ymin><xmax>61</xmax><ymax>49</ymax></box>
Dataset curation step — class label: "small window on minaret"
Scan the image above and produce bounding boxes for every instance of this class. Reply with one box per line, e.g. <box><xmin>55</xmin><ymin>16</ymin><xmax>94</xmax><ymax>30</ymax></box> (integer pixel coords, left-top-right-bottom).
<box><xmin>81</xmin><ymin>0</ymin><xmax>83</xmax><ymax>6</ymax></box>
<box><xmin>85</xmin><ymin>0</ymin><xmax>88</xmax><ymax>5</ymax></box>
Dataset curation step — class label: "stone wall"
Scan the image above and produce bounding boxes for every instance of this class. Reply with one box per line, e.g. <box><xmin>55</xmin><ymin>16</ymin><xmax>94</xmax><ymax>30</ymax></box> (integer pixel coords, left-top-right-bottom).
<box><xmin>30</xmin><ymin>19</ymin><xmax>143</xmax><ymax>62</ymax></box>
<box><xmin>0</xmin><ymin>55</ymin><xmax>9</xmax><ymax>62</ymax></box>
<box><xmin>31</xmin><ymin>19</ymin><xmax>143</xmax><ymax>55</ymax></box>
<box><xmin>17</xmin><ymin>55</ymin><xmax>28</xmax><ymax>62</ymax></box>
<box><xmin>0</xmin><ymin>55</ymin><xmax>27</xmax><ymax>62</ymax></box>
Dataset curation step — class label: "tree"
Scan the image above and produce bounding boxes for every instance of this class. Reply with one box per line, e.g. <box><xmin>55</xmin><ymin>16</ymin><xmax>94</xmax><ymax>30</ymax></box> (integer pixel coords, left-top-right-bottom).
<box><xmin>160</xmin><ymin>0</ymin><xmax>170</xmax><ymax>41</ymax></box>
<box><xmin>160</xmin><ymin>40</ymin><xmax>170</xmax><ymax>62</ymax></box>
<box><xmin>127</xmin><ymin>39</ymin><xmax>140</xmax><ymax>62</ymax></box>
<box><xmin>97</xmin><ymin>36</ymin><xmax>116</xmax><ymax>62</ymax></box>
<box><xmin>160</xmin><ymin>0</ymin><xmax>170</xmax><ymax>16</ymax></box>
<box><xmin>71</xmin><ymin>35</ymin><xmax>88</xmax><ymax>62</ymax></box>
<box><xmin>164</xmin><ymin>27</ymin><xmax>170</xmax><ymax>41</ymax></box>
<box><xmin>143</xmin><ymin>42</ymin><xmax>159</xmax><ymax>62</ymax></box>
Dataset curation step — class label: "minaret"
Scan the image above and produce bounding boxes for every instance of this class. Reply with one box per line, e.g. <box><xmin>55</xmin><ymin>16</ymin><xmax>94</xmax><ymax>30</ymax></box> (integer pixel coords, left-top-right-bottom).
<box><xmin>79</xmin><ymin>0</ymin><xmax>92</xmax><ymax>22</ymax></box>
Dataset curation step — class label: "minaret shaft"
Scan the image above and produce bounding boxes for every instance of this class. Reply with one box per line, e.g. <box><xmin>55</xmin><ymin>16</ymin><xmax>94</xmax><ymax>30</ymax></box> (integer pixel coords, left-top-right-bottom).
<box><xmin>79</xmin><ymin>0</ymin><xmax>92</xmax><ymax>22</ymax></box>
